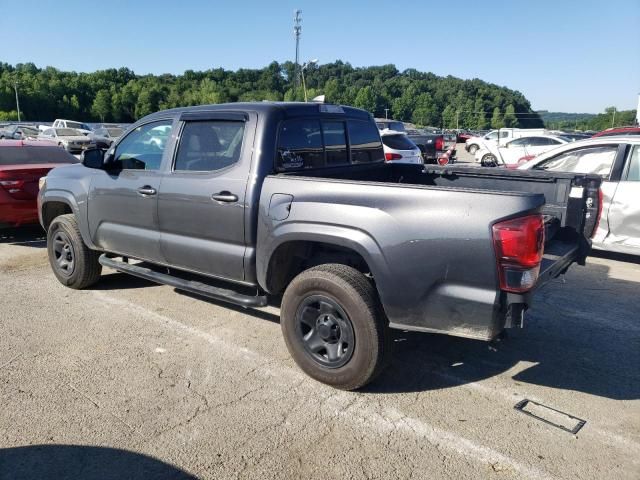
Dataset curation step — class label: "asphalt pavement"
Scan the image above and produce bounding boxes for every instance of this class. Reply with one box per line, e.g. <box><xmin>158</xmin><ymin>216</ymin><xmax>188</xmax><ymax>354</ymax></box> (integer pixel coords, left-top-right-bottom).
<box><xmin>0</xmin><ymin>223</ymin><xmax>639</xmax><ymax>480</ymax></box>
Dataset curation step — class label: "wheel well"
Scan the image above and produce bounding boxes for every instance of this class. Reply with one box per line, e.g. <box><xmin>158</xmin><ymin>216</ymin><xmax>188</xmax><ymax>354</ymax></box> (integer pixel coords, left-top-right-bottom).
<box><xmin>266</xmin><ymin>241</ymin><xmax>371</xmax><ymax>294</ymax></box>
<box><xmin>42</xmin><ymin>201</ymin><xmax>72</xmax><ymax>231</ymax></box>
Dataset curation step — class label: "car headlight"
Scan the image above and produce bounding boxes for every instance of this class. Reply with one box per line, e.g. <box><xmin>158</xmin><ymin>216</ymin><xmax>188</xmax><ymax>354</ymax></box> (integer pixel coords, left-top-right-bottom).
<box><xmin>38</xmin><ymin>177</ymin><xmax>47</xmax><ymax>191</ymax></box>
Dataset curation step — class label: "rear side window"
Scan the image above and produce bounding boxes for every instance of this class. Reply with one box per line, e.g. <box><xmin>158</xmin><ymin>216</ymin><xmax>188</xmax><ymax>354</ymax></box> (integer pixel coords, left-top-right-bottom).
<box><xmin>381</xmin><ymin>134</ymin><xmax>416</xmax><ymax>151</ymax></box>
<box><xmin>348</xmin><ymin>120</ymin><xmax>384</xmax><ymax>164</ymax></box>
<box><xmin>322</xmin><ymin>121</ymin><xmax>348</xmax><ymax>166</ymax></box>
<box><xmin>533</xmin><ymin>146</ymin><xmax>618</xmax><ymax>178</ymax></box>
<box><xmin>277</xmin><ymin>119</ymin><xmax>324</xmax><ymax>169</ymax></box>
<box><xmin>0</xmin><ymin>146</ymin><xmax>78</xmax><ymax>165</ymax></box>
<box><xmin>174</xmin><ymin>121</ymin><xmax>245</xmax><ymax>172</ymax></box>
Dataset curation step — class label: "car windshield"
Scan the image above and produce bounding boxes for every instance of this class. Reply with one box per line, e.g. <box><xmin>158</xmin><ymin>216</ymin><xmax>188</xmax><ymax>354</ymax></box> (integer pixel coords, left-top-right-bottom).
<box><xmin>56</xmin><ymin>128</ymin><xmax>80</xmax><ymax>136</ymax></box>
<box><xmin>382</xmin><ymin>134</ymin><xmax>417</xmax><ymax>150</ymax></box>
<box><xmin>65</xmin><ymin>122</ymin><xmax>84</xmax><ymax>129</ymax></box>
<box><xmin>0</xmin><ymin>146</ymin><xmax>79</xmax><ymax>165</ymax></box>
<box><xmin>107</xmin><ymin>128</ymin><xmax>124</xmax><ymax>137</ymax></box>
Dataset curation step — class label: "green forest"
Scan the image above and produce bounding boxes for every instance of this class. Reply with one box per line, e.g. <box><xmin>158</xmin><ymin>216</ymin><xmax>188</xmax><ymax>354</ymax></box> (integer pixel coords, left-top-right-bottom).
<box><xmin>538</xmin><ymin>109</ymin><xmax>637</xmax><ymax>131</ymax></box>
<box><xmin>0</xmin><ymin>61</ymin><xmax>545</xmax><ymax>129</ymax></box>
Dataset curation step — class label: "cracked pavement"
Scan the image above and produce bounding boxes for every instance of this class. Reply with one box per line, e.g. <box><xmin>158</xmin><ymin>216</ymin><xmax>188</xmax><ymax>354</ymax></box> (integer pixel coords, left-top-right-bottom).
<box><xmin>0</xmin><ymin>226</ymin><xmax>639</xmax><ymax>479</ymax></box>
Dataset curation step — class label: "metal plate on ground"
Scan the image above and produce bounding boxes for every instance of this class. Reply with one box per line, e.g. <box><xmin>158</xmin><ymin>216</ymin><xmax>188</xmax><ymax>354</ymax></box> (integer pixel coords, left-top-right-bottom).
<box><xmin>514</xmin><ymin>399</ymin><xmax>586</xmax><ymax>434</ymax></box>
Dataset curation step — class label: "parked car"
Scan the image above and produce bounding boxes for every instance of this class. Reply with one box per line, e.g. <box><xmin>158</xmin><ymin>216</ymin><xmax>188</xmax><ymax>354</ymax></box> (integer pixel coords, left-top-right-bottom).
<box><xmin>592</xmin><ymin>126</ymin><xmax>640</xmax><ymax>138</ymax></box>
<box><xmin>39</xmin><ymin>119</ymin><xmax>93</xmax><ymax>136</ymax></box>
<box><xmin>375</xmin><ymin>118</ymin><xmax>405</xmax><ymax>132</ymax></box>
<box><xmin>89</xmin><ymin>126</ymin><xmax>125</xmax><ymax>148</ymax></box>
<box><xmin>519</xmin><ymin>136</ymin><xmax>639</xmax><ymax>256</ymax></box>
<box><xmin>39</xmin><ymin>128</ymin><xmax>92</xmax><ymax>153</ymax></box>
<box><xmin>406</xmin><ymin>129</ymin><xmax>456</xmax><ymax>165</ymax></box>
<box><xmin>380</xmin><ymin>129</ymin><xmax>423</xmax><ymax>164</ymax></box>
<box><xmin>39</xmin><ymin>102</ymin><xmax>601</xmax><ymax>390</ymax></box>
<box><xmin>560</xmin><ymin>133</ymin><xmax>592</xmax><ymax>142</ymax></box>
<box><xmin>456</xmin><ymin>130</ymin><xmax>474</xmax><ymax>143</ymax></box>
<box><xmin>476</xmin><ymin>135</ymin><xmax>570</xmax><ymax>166</ymax></box>
<box><xmin>0</xmin><ymin>140</ymin><xmax>78</xmax><ymax>228</ymax></box>
<box><xmin>0</xmin><ymin>124</ymin><xmax>40</xmax><ymax>140</ymax></box>
<box><xmin>465</xmin><ymin>128</ymin><xmax>547</xmax><ymax>155</ymax></box>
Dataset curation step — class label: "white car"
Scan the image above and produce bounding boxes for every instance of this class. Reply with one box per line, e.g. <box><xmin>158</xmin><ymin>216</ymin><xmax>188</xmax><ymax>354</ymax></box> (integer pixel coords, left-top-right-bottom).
<box><xmin>380</xmin><ymin>129</ymin><xmax>422</xmax><ymax>164</ymax></box>
<box><xmin>519</xmin><ymin>136</ymin><xmax>640</xmax><ymax>256</ymax></box>
<box><xmin>465</xmin><ymin>128</ymin><xmax>547</xmax><ymax>155</ymax></box>
<box><xmin>476</xmin><ymin>135</ymin><xmax>570</xmax><ymax>166</ymax></box>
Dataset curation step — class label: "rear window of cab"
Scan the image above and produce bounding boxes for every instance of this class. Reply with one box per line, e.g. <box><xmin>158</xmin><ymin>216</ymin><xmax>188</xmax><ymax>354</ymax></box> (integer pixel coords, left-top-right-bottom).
<box><xmin>277</xmin><ymin>118</ymin><xmax>384</xmax><ymax>171</ymax></box>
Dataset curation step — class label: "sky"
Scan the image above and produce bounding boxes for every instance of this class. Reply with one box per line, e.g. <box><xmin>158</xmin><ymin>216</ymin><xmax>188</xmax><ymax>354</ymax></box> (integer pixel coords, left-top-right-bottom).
<box><xmin>1</xmin><ymin>0</ymin><xmax>639</xmax><ymax>113</ymax></box>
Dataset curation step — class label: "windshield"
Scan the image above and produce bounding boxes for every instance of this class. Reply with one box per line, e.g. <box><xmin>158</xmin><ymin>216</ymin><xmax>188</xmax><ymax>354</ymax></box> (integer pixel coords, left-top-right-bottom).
<box><xmin>485</xmin><ymin>131</ymin><xmax>498</xmax><ymax>140</ymax></box>
<box><xmin>65</xmin><ymin>121</ymin><xmax>87</xmax><ymax>130</ymax></box>
<box><xmin>107</xmin><ymin>128</ymin><xmax>124</xmax><ymax>137</ymax></box>
<box><xmin>382</xmin><ymin>134</ymin><xmax>417</xmax><ymax>150</ymax></box>
<box><xmin>56</xmin><ymin>128</ymin><xmax>81</xmax><ymax>136</ymax></box>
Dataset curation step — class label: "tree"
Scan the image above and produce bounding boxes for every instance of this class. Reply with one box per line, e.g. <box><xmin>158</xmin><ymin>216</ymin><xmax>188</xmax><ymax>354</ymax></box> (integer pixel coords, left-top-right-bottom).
<box><xmin>491</xmin><ymin>107</ymin><xmax>504</xmax><ymax>129</ymax></box>
<box><xmin>91</xmin><ymin>89</ymin><xmax>111</xmax><ymax>122</ymax></box>
<box><xmin>441</xmin><ymin>105</ymin><xmax>456</xmax><ymax>129</ymax></box>
<box><xmin>503</xmin><ymin>104</ymin><xmax>517</xmax><ymax>128</ymax></box>
<box><xmin>354</xmin><ymin>86</ymin><xmax>377</xmax><ymax>113</ymax></box>
<box><xmin>411</xmin><ymin>93</ymin><xmax>437</xmax><ymax>126</ymax></box>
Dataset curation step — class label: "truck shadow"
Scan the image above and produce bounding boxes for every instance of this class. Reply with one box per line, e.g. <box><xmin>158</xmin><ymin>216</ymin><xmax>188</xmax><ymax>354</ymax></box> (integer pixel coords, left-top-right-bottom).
<box><xmin>365</xmin><ymin>259</ymin><xmax>640</xmax><ymax>401</ymax></box>
<box><xmin>0</xmin><ymin>226</ymin><xmax>46</xmax><ymax>248</ymax></box>
<box><xmin>0</xmin><ymin>444</ymin><xmax>196</xmax><ymax>480</ymax></box>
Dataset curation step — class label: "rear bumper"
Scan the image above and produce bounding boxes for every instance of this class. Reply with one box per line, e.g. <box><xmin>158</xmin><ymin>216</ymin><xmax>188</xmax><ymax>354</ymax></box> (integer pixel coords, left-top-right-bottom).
<box><xmin>0</xmin><ymin>197</ymin><xmax>39</xmax><ymax>227</ymax></box>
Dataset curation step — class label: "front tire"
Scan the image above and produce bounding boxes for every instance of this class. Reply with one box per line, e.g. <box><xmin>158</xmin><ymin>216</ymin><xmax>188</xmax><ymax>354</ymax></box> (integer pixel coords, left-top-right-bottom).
<box><xmin>280</xmin><ymin>264</ymin><xmax>390</xmax><ymax>390</ymax></box>
<box><xmin>481</xmin><ymin>154</ymin><xmax>498</xmax><ymax>167</ymax></box>
<box><xmin>47</xmin><ymin>214</ymin><xmax>102</xmax><ymax>289</ymax></box>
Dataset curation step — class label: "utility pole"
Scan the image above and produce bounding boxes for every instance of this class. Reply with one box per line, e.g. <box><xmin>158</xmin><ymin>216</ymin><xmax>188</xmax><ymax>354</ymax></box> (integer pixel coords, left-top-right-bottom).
<box><xmin>611</xmin><ymin>107</ymin><xmax>616</xmax><ymax>128</ymax></box>
<box><xmin>293</xmin><ymin>10</ymin><xmax>302</xmax><ymax>91</ymax></box>
<box><xmin>455</xmin><ymin>110</ymin><xmax>459</xmax><ymax>130</ymax></box>
<box><xmin>13</xmin><ymin>82</ymin><xmax>21</xmax><ymax>122</ymax></box>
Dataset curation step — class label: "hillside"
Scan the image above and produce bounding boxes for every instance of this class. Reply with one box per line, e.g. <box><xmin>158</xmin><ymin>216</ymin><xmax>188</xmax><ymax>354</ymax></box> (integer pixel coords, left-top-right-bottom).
<box><xmin>0</xmin><ymin>61</ymin><xmax>543</xmax><ymax>128</ymax></box>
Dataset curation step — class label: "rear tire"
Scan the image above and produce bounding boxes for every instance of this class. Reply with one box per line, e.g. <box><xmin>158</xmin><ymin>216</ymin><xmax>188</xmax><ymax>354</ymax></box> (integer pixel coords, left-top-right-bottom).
<box><xmin>280</xmin><ymin>264</ymin><xmax>390</xmax><ymax>390</ymax></box>
<box><xmin>481</xmin><ymin>154</ymin><xmax>498</xmax><ymax>167</ymax></box>
<box><xmin>468</xmin><ymin>144</ymin><xmax>479</xmax><ymax>155</ymax></box>
<box><xmin>47</xmin><ymin>214</ymin><xmax>102</xmax><ymax>289</ymax></box>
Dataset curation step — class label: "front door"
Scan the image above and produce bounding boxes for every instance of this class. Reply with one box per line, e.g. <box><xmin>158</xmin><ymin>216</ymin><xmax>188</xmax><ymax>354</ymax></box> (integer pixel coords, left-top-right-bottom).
<box><xmin>158</xmin><ymin>114</ymin><xmax>252</xmax><ymax>282</ymax></box>
<box><xmin>87</xmin><ymin>119</ymin><xmax>174</xmax><ymax>262</ymax></box>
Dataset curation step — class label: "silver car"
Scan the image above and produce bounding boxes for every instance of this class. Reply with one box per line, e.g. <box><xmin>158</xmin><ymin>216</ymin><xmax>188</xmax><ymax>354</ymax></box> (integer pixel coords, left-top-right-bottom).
<box><xmin>519</xmin><ymin>136</ymin><xmax>640</xmax><ymax>256</ymax></box>
<box><xmin>39</xmin><ymin>128</ymin><xmax>92</xmax><ymax>153</ymax></box>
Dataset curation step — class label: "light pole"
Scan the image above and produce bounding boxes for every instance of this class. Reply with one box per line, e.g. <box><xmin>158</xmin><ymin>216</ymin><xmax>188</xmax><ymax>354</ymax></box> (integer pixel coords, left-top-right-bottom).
<box><xmin>384</xmin><ymin>108</ymin><xmax>389</xmax><ymax>119</ymax></box>
<box><xmin>301</xmin><ymin>59</ymin><xmax>317</xmax><ymax>102</ymax></box>
<box><xmin>13</xmin><ymin>82</ymin><xmax>21</xmax><ymax>122</ymax></box>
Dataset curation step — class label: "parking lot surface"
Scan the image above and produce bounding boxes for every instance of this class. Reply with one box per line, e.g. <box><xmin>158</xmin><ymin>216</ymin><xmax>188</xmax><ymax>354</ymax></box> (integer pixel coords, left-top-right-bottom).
<box><xmin>1</xmin><ymin>226</ymin><xmax>639</xmax><ymax>479</ymax></box>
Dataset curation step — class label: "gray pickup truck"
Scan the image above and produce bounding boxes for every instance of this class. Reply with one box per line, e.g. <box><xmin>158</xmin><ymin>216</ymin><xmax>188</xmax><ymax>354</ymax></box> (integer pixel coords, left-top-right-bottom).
<box><xmin>38</xmin><ymin>102</ymin><xmax>601</xmax><ymax>390</ymax></box>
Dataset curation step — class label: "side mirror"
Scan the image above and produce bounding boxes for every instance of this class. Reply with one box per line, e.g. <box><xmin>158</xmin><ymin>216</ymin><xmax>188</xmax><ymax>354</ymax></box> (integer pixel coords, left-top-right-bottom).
<box><xmin>82</xmin><ymin>148</ymin><xmax>106</xmax><ymax>169</ymax></box>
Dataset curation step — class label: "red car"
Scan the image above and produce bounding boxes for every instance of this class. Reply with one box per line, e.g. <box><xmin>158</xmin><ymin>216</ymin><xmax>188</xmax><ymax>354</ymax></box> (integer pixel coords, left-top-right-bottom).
<box><xmin>592</xmin><ymin>126</ymin><xmax>640</xmax><ymax>137</ymax></box>
<box><xmin>0</xmin><ymin>140</ymin><xmax>77</xmax><ymax>228</ymax></box>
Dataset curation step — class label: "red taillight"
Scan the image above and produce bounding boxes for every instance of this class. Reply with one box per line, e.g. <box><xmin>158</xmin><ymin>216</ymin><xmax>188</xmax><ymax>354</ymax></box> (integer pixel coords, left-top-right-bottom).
<box><xmin>518</xmin><ymin>155</ymin><xmax>535</xmax><ymax>164</ymax></box>
<box><xmin>385</xmin><ymin>153</ymin><xmax>402</xmax><ymax>161</ymax></box>
<box><xmin>435</xmin><ymin>136</ymin><xmax>444</xmax><ymax>151</ymax></box>
<box><xmin>0</xmin><ymin>169</ymin><xmax>49</xmax><ymax>200</ymax></box>
<box><xmin>437</xmin><ymin>156</ymin><xmax>449</xmax><ymax>166</ymax></box>
<box><xmin>593</xmin><ymin>188</ymin><xmax>603</xmax><ymax>238</ymax></box>
<box><xmin>492</xmin><ymin>215</ymin><xmax>545</xmax><ymax>293</ymax></box>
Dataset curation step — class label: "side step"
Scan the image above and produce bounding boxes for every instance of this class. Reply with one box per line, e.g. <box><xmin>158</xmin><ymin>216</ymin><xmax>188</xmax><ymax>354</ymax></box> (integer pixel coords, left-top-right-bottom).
<box><xmin>98</xmin><ymin>255</ymin><xmax>268</xmax><ymax>308</ymax></box>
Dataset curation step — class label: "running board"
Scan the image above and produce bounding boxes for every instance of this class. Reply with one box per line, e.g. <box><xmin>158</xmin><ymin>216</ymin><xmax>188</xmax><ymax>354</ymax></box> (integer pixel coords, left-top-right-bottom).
<box><xmin>98</xmin><ymin>255</ymin><xmax>268</xmax><ymax>308</ymax></box>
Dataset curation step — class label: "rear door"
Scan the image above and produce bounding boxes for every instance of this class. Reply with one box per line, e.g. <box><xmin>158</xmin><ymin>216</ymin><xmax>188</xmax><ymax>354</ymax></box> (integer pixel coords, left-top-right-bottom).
<box><xmin>87</xmin><ymin>119</ymin><xmax>174</xmax><ymax>262</ymax></box>
<box><xmin>157</xmin><ymin>112</ymin><xmax>254</xmax><ymax>282</ymax></box>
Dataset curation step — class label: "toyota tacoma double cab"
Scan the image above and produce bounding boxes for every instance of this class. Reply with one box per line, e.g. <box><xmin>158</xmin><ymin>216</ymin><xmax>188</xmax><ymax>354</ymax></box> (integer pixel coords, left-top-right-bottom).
<box><xmin>38</xmin><ymin>102</ymin><xmax>601</xmax><ymax>390</ymax></box>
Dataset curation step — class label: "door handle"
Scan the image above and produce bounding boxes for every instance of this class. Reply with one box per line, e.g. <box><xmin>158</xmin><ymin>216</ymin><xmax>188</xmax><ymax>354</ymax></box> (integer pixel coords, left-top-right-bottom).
<box><xmin>137</xmin><ymin>186</ymin><xmax>157</xmax><ymax>196</ymax></box>
<box><xmin>211</xmin><ymin>192</ymin><xmax>238</xmax><ymax>203</ymax></box>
